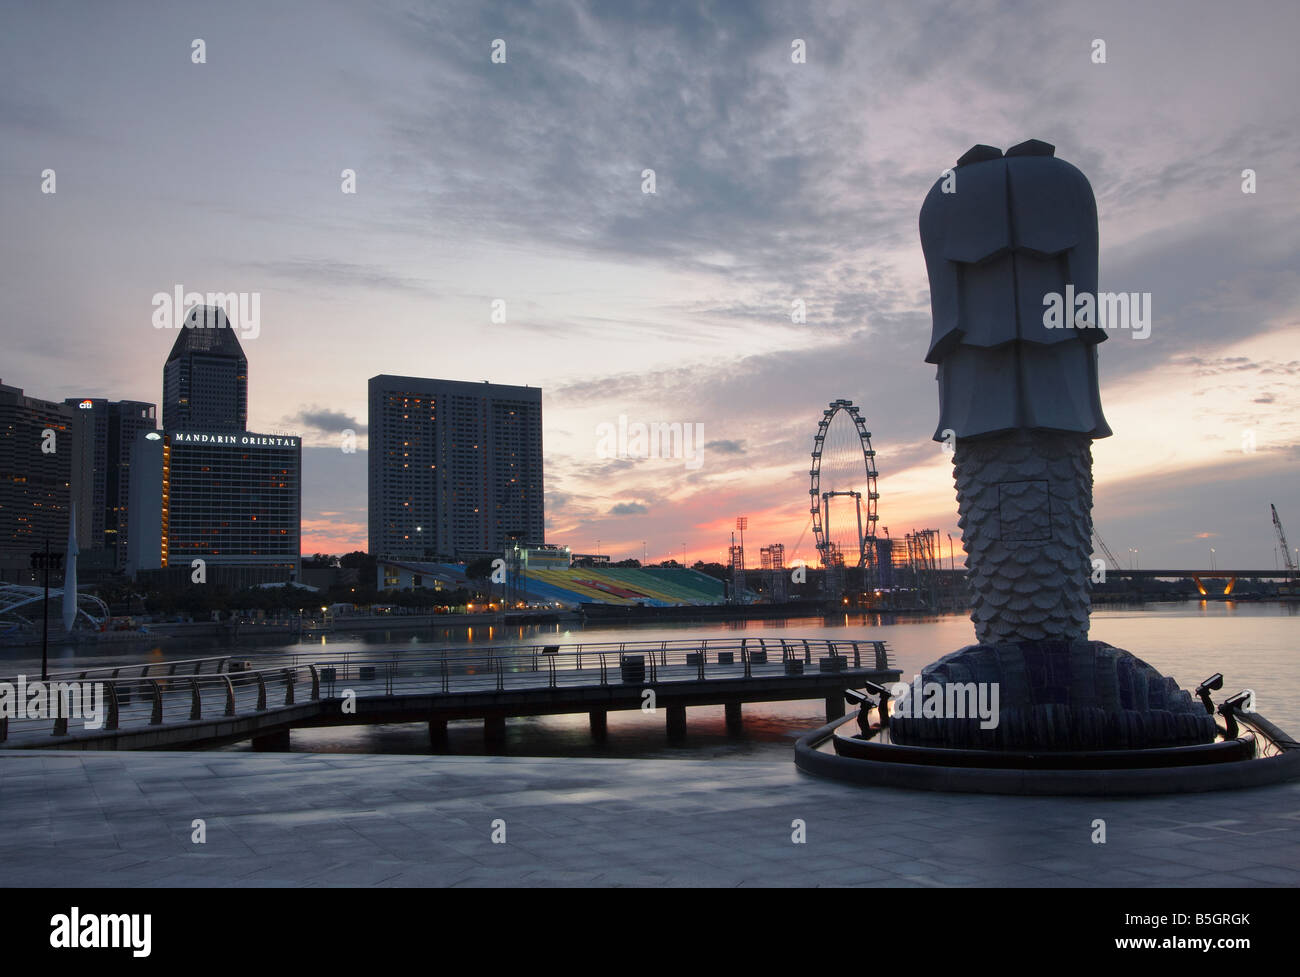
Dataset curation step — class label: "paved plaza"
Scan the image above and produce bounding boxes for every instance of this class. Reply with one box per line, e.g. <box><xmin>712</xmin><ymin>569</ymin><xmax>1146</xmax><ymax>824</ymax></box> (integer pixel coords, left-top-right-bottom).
<box><xmin>2</xmin><ymin>749</ymin><xmax>1298</xmax><ymax>887</ymax></box>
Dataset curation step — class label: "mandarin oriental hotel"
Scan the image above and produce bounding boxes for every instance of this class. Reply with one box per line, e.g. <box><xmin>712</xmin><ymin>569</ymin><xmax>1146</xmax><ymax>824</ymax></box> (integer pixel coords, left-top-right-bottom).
<box><xmin>127</xmin><ymin>429</ymin><xmax>302</xmax><ymax>583</ymax></box>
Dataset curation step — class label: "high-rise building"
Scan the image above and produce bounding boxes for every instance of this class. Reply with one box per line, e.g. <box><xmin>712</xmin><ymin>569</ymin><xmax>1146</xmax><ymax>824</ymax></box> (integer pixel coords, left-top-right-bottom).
<box><xmin>127</xmin><ymin>307</ymin><xmax>301</xmax><ymax>584</ymax></box>
<box><xmin>126</xmin><ymin>430</ymin><xmax>301</xmax><ymax>584</ymax></box>
<box><xmin>368</xmin><ymin>375</ymin><xmax>544</xmax><ymax>560</ymax></box>
<box><xmin>0</xmin><ymin>380</ymin><xmax>84</xmax><ymax>581</ymax></box>
<box><xmin>162</xmin><ymin>305</ymin><xmax>248</xmax><ymax>431</ymax></box>
<box><xmin>63</xmin><ymin>397</ymin><xmax>157</xmax><ymax>569</ymax></box>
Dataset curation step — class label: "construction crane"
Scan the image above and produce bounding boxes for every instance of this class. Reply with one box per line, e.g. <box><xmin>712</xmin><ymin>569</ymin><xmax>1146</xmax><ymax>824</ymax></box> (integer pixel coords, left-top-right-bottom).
<box><xmin>1092</xmin><ymin>528</ymin><xmax>1122</xmax><ymax>572</ymax></box>
<box><xmin>1272</xmin><ymin>504</ymin><xmax>1297</xmax><ymax>582</ymax></box>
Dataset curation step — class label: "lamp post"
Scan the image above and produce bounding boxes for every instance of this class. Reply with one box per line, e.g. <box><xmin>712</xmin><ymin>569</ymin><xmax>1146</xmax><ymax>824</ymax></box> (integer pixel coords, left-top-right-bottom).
<box><xmin>29</xmin><ymin>541</ymin><xmax>63</xmax><ymax>681</ymax></box>
<box><xmin>1210</xmin><ymin>547</ymin><xmax>1216</xmax><ymax>572</ymax></box>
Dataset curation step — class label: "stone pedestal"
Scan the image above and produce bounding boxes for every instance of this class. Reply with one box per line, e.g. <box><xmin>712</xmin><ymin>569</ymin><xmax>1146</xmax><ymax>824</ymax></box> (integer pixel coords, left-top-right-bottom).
<box><xmin>889</xmin><ymin>640</ymin><xmax>1216</xmax><ymax>750</ymax></box>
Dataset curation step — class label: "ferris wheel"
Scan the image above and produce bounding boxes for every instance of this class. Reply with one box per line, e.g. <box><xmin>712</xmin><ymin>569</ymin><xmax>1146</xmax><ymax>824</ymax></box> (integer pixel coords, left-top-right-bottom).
<box><xmin>809</xmin><ymin>399</ymin><xmax>879</xmax><ymax>569</ymax></box>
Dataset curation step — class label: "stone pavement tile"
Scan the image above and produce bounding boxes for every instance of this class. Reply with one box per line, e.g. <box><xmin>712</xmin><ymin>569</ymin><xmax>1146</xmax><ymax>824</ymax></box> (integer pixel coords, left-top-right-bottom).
<box><xmin>367</xmin><ymin>866</ymin><xmax>480</xmax><ymax>887</ymax></box>
<box><xmin>1022</xmin><ymin>855</ymin><xmax>1103</xmax><ymax>875</ymax></box>
<box><xmin>971</xmin><ymin>861</ymin><xmax>1076</xmax><ymax>883</ymax></box>
<box><xmin>804</xmin><ymin>862</ymin><xmax>899</xmax><ymax>885</ymax></box>
<box><xmin>1124</xmin><ymin>861</ymin><xmax>1205</xmax><ymax>880</ymax></box>
<box><xmin>448</xmin><ymin>867</ymin><xmax>539</xmax><ymax>887</ymax></box>
<box><xmin>1234</xmin><ymin>864</ymin><xmax>1298</xmax><ymax>884</ymax></box>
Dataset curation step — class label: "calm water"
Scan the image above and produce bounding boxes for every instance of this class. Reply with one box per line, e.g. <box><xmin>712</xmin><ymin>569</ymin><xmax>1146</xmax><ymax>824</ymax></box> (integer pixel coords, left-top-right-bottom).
<box><xmin>6</xmin><ymin>602</ymin><xmax>1296</xmax><ymax>760</ymax></box>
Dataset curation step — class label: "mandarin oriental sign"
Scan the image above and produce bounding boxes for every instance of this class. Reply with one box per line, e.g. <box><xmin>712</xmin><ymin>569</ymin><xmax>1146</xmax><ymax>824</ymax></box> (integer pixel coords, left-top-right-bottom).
<box><xmin>171</xmin><ymin>432</ymin><xmax>299</xmax><ymax>448</ymax></box>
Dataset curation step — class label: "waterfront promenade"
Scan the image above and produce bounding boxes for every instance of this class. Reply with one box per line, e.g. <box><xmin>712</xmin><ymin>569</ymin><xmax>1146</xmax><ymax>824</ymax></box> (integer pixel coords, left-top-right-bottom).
<box><xmin>2</xmin><ymin>749</ymin><xmax>1296</xmax><ymax>887</ymax></box>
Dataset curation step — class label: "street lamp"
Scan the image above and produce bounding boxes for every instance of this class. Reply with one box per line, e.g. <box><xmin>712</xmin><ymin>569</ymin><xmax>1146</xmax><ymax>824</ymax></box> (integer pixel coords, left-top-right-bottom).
<box><xmin>1210</xmin><ymin>547</ymin><xmax>1216</xmax><ymax>572</ymax></box>
<box><xmin>29</xmin><ymin>542</ymin><xmax>64</xmax><ymax>681</ymax></box>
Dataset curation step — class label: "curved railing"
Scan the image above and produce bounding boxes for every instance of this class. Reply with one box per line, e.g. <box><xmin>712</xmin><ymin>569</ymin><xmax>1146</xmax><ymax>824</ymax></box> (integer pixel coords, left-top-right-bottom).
<box><xmin>0</xmin><ymin>663</ymin><xmax>310</xmax><ymax>744</ymax></box>
<box><xmin>0</xmin><ymin>637</ymin><xmax>893</xmax><ymax>745</ymax></box>
<box><xmin>303</xmin><ymin>637</ymin><xmax>892</xmax><ymax>693</ymax></box>
<box><xmin>280</xmin><ymin>636</ymin><xmax>893</xmax><ymax>672</ymax></box>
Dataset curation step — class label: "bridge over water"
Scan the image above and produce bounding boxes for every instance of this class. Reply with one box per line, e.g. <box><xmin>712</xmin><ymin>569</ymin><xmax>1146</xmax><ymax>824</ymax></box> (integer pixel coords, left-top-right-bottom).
<box><xmin>0</xmin><ymin>638</ymin><xmax>899</xmax><ymax>751</ymax></box>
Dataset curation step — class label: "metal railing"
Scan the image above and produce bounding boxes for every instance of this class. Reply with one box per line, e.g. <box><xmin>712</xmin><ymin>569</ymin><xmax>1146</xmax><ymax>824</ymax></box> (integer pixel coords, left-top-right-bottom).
<box><xmin>0</xmin><ymin>664</ymin><xmax>308</xmax><ymax>744</ymax></box>
<box><xmin>0</xmin><ymin>637</ymin><xmax>892</xmax><ymax>743</ymax></box>
<box><xmin>283</xmin><ymin>636</ymin><xmax>893</xmax><ymax>672</ymax></box>
<box><xmin>305</xmin><ymin>637</ymin><xmax>893</xmax><ymax>693</ymax></box>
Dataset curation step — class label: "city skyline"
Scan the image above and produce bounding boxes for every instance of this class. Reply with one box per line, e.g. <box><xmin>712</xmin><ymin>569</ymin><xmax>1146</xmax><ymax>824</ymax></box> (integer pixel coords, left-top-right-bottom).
<box><xmin>3</xmin><ymin>1</ymin><xmax>1298</xmax><ymax>569</ymax></box>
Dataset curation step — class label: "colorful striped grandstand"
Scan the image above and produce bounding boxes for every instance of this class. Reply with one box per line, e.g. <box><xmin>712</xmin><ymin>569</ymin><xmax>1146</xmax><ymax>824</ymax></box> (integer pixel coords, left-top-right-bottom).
<box><xmin>524</xmin><ymin>567</ymin><xmax>725</xmax><ymax>607</ymax></box>
<box><xmin>376</xmin><ymin>561</ymin><xmax>726</xmax><ymax>609</ymax></box>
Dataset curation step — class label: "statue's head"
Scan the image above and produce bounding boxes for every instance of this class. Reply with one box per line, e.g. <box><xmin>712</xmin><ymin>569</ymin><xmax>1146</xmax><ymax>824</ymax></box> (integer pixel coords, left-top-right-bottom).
<box><xmin>920</xmin><ymin>139</ymin><xmax>1102</xmax><ymax>365</ymax></box>
<box><xmin>920</xmin><ymin>140</ymin><xmax>1110</xmax><ymax>442</ymax></box>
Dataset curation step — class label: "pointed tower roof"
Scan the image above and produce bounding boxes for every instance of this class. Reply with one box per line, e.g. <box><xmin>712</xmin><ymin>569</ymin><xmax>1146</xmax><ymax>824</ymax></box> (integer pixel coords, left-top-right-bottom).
<box><xmin>165</xmin><ymin>305</ymin><xmax>247</xmax><ymax>363</ymax></box>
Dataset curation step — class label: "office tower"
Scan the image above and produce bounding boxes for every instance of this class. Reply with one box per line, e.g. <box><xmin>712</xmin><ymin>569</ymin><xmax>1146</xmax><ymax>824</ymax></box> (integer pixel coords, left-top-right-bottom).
<box><xmin>127</xmin><ymin>306</ymin><xmax>301</xmax><ymax>585</ymax></box>
<box><xmin>368</xmin><ymin>375</ymin><xmax>544</xmax><ymax>560</ymax></box>
<box><xmin>162</xmin><ymin>305</ymin><xmax>248</xmax><ymax>431</ymax></box>
<box><xmin>0</xmin><ymin>380</ymin><xmax>83</xmax><ymax>581</ymax></box>
<box><xmin>128</xmin><ymin>431</ymin><xmax>302</xmax><ymax>585</ymax></box>
<box><xmin>64</xmin><ymin>397</ymin><xmax>157</xmax><ymax>569</ymax></box>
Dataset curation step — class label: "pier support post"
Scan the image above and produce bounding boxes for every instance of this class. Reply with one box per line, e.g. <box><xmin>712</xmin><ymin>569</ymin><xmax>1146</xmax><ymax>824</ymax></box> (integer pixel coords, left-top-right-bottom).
<box><xmin>428</xmin><ymin>719</ymin><xmax>448</xmax><ymax>751</ymax></box>
<box><xmin>725</xmin><ymin>701</ymin><xmax>743</xmax><ymax>732</ymax></box>
<box><xmin>251</xmin><ymin>728</ymin><xmax>291</xmax><ymax>751</ymax></box>
<box><xmin>825</xmin><ymin>696</ymin><xmax>845</xmax><ymax>723</ymax></box>
<box><xmin>589</xmin><ymin>710</ymin><xmax>608</xmax><ymax>739</ymax></box>
<box><xmin>484</xmin><ymin>715</ymin><xmax>506</xmax><ymax>747</ymax></box>
<box><xmin>666</xmin><ymin>705</ymin><xmax>687</xmax><ymax>741</ymax></box>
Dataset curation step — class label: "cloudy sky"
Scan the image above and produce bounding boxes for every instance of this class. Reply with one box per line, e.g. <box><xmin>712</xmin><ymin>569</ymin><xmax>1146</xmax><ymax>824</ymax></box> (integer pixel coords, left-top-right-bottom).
<box><xmin>2</xmin><ymin>0</ymin><xmax>1297</xmax><ymax>569</ymax></box>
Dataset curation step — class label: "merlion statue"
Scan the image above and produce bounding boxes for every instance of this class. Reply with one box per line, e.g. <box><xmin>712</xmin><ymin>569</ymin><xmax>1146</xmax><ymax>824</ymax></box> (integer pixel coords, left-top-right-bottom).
<box><xmin>888</xmin><ymin>139</ymin><xmax>1216</xmax><ymax>752</ymax></box>
<box><xmin>920</xmin><ymin>139</ymin><xmax>1110</xmax><ymax>644</ymax></box>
